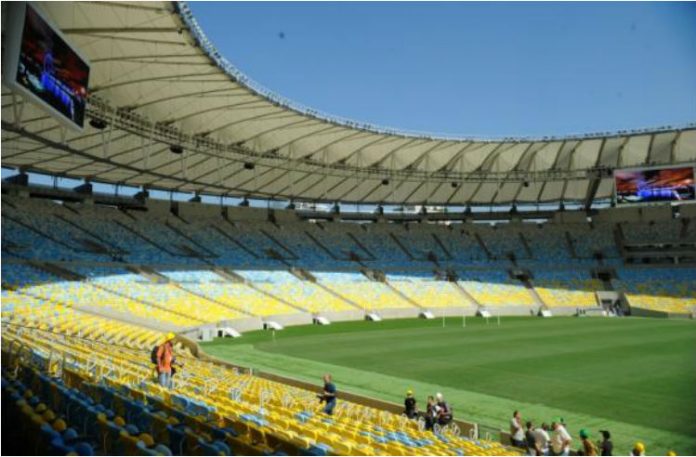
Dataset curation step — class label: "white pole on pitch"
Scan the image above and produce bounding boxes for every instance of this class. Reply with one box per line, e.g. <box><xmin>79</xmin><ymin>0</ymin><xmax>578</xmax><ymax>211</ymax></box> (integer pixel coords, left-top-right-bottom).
<box><xmin>442</xmin><ymin>311</ymin><xmax>446</xmax><ymax>328</ymax></box>
<box><xmin>462</xmin><ymin>314</ymin><xmax>466</xmax><ymax>328</ymax></box>
<box><xmin>497</xmin><ymin>314</ymin><xmax>500</xmax><ymax>327</ymax></box>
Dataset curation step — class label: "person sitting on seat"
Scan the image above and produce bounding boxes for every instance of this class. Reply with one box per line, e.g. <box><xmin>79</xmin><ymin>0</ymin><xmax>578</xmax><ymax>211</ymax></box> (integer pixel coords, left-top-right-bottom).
<box><xmin>404</xmin><ymin>389</ymin><xmax>418</xmax><ymax>419</ymax></box>
<box><xmin>435</xmin><ymin>392</ymin><xmax>453</xmax><ymax>426</ymax></box>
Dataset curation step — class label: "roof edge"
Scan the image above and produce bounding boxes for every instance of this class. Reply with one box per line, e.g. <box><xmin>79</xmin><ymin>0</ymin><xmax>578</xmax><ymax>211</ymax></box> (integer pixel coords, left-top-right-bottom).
<box><xmin>174</xmin><ymin>1</ymin><xmax>696</xmax><ymax>144</ymax></box>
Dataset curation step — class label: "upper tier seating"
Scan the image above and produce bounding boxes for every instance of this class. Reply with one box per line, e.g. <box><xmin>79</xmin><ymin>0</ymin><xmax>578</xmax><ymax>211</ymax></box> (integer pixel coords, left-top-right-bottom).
<box><xmin>59</xmin><ymin>204</ymin><xmax>180</xmax><ymax>264</ymax></box>
<box><xmin>434</xmin><ymin>226</ymin><xmax>490</xmax><ymax>264</ymax></box>
<box><xmin>355</xmin><ymin>225</ymin><xmax>413</xmax><ymax>267</ymax></box>
<box><xmin>620</xmin><ymin>220</ymin><xmax>694</xmax><ymax>245</ymax></box>
<box><xmin>567</xmin><ymin>223</ymin><xmax>621</xmax><ymax>259</ymax></box>
<box><xmin>305</xmin><ymin>223</ymin><xmax>374</xmax><ymax>260</ymax></box>
<box><xmin>474</xmin><ymin>225</ymin><xmax>529</xmax><ymax>260</ymax></box>
<box><xmin>518</xmin><ymin>224</ymin><xmax>574</xmax><ymax>263</ymax></box>
<box><xmin>391</xmin><ymin>224</ymin><xmax>451</xmax><ymax>260</ymax></box>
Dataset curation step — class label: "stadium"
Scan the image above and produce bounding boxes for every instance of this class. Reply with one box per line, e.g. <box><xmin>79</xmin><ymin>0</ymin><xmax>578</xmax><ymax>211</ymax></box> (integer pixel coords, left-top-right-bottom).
<box><xmin>1</xmin><ymin>2</ymin><xmax>695</xmax><ymax>456</ymax></box>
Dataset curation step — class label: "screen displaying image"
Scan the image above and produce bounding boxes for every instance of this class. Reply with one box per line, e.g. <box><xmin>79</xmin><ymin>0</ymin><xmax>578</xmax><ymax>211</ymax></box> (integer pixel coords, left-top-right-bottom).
<box><xmin>15</xmin><ymin>5</ymin><xmax>89</xmax><ymax>128</ymax></box>
<box><xmin>615</xmin><ymin>166</ymin><xmax>695</xmax><ymax>205</ymax></box>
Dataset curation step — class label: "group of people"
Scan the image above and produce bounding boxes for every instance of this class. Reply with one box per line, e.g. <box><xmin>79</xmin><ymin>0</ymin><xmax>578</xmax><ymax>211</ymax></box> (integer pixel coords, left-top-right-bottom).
<box><xmin>403</xmin><ymin>390</ymin><xmax>453</xmax><ymax>430</ymax></box>
<box><xmin>510</xmin><ymin>411</ymin><xmax>668</xmax><ymax>456</ymax></box>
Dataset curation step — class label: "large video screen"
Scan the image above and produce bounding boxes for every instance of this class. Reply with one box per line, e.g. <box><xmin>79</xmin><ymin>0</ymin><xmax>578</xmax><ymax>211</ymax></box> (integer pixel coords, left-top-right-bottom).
<box><xmin>615</xmin><ymin>166</ymin><xmax>695</xmax><ymax>205</ymax></box>
<box><xmin>15</xmin><ymin>4</ymin><xmax>89</xmax><ymax>128</ymax></box>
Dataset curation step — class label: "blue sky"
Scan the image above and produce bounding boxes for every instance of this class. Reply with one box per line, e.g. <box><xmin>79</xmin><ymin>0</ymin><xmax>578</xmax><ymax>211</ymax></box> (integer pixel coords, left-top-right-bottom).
<box><xmin>189</xmin><ymin>1</ymin><xmax>696</xmax><ymax>139</ymax></box>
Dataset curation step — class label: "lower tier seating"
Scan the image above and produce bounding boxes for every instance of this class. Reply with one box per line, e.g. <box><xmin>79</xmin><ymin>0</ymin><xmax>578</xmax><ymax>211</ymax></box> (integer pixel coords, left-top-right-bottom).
<box><xmin>614</xmin><ymin>268</ymin><xmax>696</xmax><ymax>314</ymax></box>
<box><xmin>2</xmin><ymin>324</ymin><xmax>519</xmax><ymax>456</ymax></box>
<box><xmin>533</xmin><ymin>270</ymin><xmax>601</xmax><ymax>308</ymax></box>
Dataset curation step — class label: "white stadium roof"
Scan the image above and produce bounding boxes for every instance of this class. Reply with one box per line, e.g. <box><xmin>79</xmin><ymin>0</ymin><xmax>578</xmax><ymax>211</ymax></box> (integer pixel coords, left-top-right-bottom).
<box><xmin>2</xmin><ymin>1</ymin><xmax>695</xmax><ymax>205</ymax></box>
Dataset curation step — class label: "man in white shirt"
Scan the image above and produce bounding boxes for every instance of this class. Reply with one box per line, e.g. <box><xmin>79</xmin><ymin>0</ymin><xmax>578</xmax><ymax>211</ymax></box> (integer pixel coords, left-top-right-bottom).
<box><xmin>510</xmin><ymin>410</ymin><xmax>525</xmax><ymax>447</ymax></box>
<box><xmin>533</xmin><ymin>423</ymin><xmax>551</xmax><ymax>456</ymax></box>
<box><xmin>551</xmin><ymin>420</ymin><xmax>572</xmax><ymax>456</ymax></box>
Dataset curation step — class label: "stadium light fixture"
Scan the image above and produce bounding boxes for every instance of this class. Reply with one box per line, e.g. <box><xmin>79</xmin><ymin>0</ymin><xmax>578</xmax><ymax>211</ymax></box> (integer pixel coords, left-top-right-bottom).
<box><xmin>239</xmin><ymin>197</ymin><xmax>250</xmax><ymax>207</ymax></box>
<box><xmin>244</xmin><ymin>162</ymin><xmax>255</xmax><ymax>170</ymax></box>
<box><xmin>170</xmin><ymin>145</ymin><xmax>183</xmax><ymax>154</ymax></box>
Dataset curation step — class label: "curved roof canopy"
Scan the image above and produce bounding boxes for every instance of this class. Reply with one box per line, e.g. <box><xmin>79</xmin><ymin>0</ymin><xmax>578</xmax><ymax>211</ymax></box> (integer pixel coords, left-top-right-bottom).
<box><xmin>2</xmin><ymin>1</ymin><xmax>695</xmax><ymax>205</ymax></box>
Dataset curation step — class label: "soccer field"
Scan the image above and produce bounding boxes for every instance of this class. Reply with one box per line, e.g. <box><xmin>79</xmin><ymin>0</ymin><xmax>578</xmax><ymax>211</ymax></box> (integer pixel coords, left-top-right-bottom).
<box><xmin>201</xmin><ymin>317</ymin><xmax>696</xmax><ymax>455</ymax></box>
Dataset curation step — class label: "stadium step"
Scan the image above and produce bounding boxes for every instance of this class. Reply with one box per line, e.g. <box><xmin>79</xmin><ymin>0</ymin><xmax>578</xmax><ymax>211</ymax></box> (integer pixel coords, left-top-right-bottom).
<box><xmin>113</xmin><ymin>218</ymin><xmax>181</xmax><ymax>257</ymax></box>
<box><xmin>131</xmin><ymin>266</ymin><xmax>169</xmax><ymax>284</ymax></box>
<box><xmin>2</xmin><ymin>213</ymin><xmax>89</xmax><ymax>254</ymax></box>
<box><xmin>473</xmin><ymin>233</ymin><xmax>493</xmax><ymax>259</ymax></box>
<box><xmin>165</xmin><ymin>221</ymin><xmax>219</xmax><ymax>258</ymax></box>
<box><xmin>451</xmin><ymin>282</ymin><xmax>482</xmax><ymax>308</ymax></box>
<box><xmin>304</xmin><ymin>231</ymin><xmax>340</xmax><ymax>260</ymax></box>
<box><xmin>173</xmin><ymin>282</ymin><xmax>255</xmax><ymax>317</ymax></box>
<box><xmin>346</xmin><ymin>233</ymin><xmax>377</xmax><ymax>260</ymax></box>
<box><xmin>244</xmin><ymin>281</ymin><xmax>312</xmax><ymax>314</ymax></box>
<box><xmin>432</xmin><ymin>233</ymin><xmax>454</xmax><ymax>260</ymax></box>
<box><xmin>54</xmin><ymin>214</ymin><xmax>125</xmax><ymax>255</ymax></box>
<box><xmin>384</xmin><ymin>281</ymin><xmax>423</xmax><ymax>309</ymax></box>
<box><xmin>524</xmin><ymin>280</ymin><xmax>548</xmax><ymax>309</ymax></box>
<box><xmin>210</xmin><ymin>224</ymin><xmax>260</xmax><ymax>259</ymax></box>
<box><xmin>34</xmin><ymin>261</ymin><xmax>84</xmax><ymax>281</ymax></box>
<box><xmin>518</xmin><ymin>233</ymin><xmax>533</xmax><ymax>258</ymax></box>
<box><xmin>564</xmin><ymin>231</ymin><xmax>579</xmax><ymax>258</ymax></box>
<box><xmin>214</xmin><ymin>268</ymin><xmax>247</xmax><ymax>283</ymax></box>
<box><xmin>313</xmin><ymin>282</ymin><xmax>366</xmax><ymax>311</ymax></box>
<box><xmin>259</xmin><ymin>229</ymin><xmax>298</xmax><ymax>260</ymax></box>
<box><xmin>388</xmin><ymin>233</ymin><xmax>415</xmax><ymax>260</ymax></box>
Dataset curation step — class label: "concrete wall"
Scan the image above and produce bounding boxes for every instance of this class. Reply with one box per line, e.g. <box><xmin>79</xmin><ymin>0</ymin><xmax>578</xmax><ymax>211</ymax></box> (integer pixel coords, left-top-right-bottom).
<box><xmin>178</xmin><ymin>201</ymin><xmax>220</xmax><ymax>220</ymax></box>
<box><xmin>144</xmin><ymin>199</ymin><xmax>171</xmax><ymax>220</ymax></box>
<box><xmin>639</xmin><ymin>205</ymin><xmax>672</xmax><ymax>222</ymax></box>
<box><xmin>218</xmin><ymin>316</ymin><xmax>264</xmax><ymax>333</ymax></box>
<box><xmin>227</xmin><ymin>206</ymin><xmax>268</xmax><ymax>222</ymax></box>
<box><xmin>267</xmin><ymin>312</ymin><xmax>313</xmax><ymax>327</ymax></box>
<box><xmin>426</xmin><ymin>306</ymin><xmax>479</xmax><ymax>317</ymax></box>
<box><xmin>274</xmin><ymin>209</ymin><xmax>300</xmax><ymax>223</ymax></box>
<box><xmin>485</xmin><ymin>305</ymin><xmax>537</xmax><ymax>316</ymax></box>
<box><xmin>547</xmin><ymin>306</ymin><xmax>581</xmax><ymax>316</ymax></box>
<box><xmin>320</xmin><ymin>310</ymin><xmax>366</xmax><ymax>322</ymax></box>
<box><xmin>679</xmin><ymin>202</ymin><xmax>696</xmax><ymax>218</ymax></box>
<box><xmin>630</xmin><ymin>307</ymin><xmax>693</xmax><ymax>319</ymax></box>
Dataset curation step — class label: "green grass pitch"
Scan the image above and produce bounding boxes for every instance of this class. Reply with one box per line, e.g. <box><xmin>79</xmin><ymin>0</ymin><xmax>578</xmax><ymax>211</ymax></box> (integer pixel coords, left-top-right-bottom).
<box><xmin>201</xmin><ymin>316</ymin><xmax>696</xmax><ymax>455</ymax></box>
